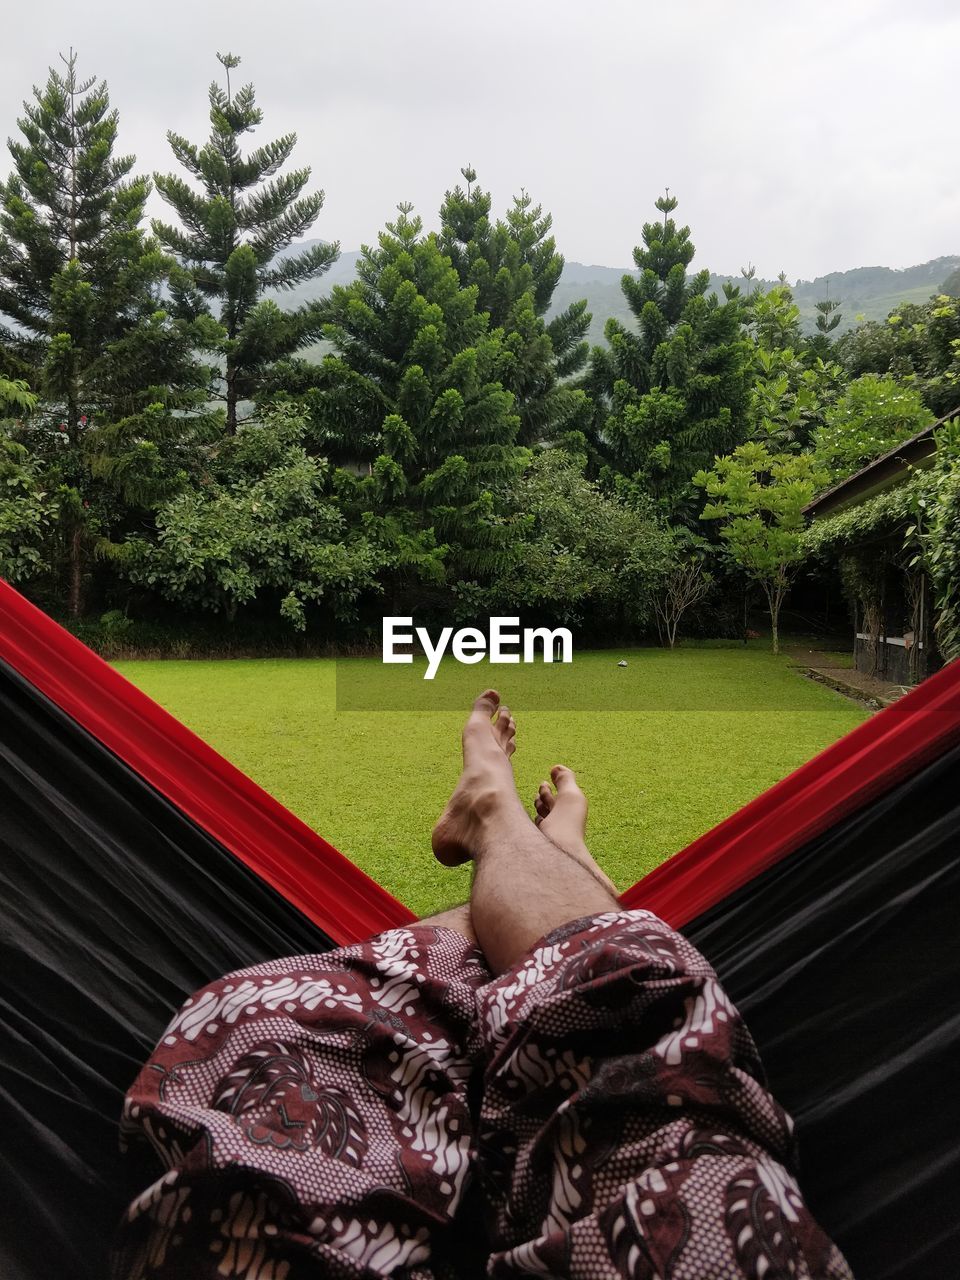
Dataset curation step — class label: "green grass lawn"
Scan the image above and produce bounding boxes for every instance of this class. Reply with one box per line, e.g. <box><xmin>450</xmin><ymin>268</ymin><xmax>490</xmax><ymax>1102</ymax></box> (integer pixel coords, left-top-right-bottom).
<box><xmin>116</xmin><ymin>647</ymin><xmax>866</xmax><ymax>917</ymax></box>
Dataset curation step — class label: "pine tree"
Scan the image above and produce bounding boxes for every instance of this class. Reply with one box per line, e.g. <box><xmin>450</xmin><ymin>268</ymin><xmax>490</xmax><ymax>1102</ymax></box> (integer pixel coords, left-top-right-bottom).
<box><xmin>438</xmin><ymin>167</ymin><xmax>591</xmax><ymax>446</ymax></box>
<box><xmin>153</xmin><ymin>52</ymin><xmax>338</xmax><ymax>432</ymax></box>
<box><xmin>0</xmin><ymin>51</ymin><xmax>218</xmax><ymax>614</ymax></box>
<box><xmin>585</xmin><ymin>192</ymin><xmax>751</xmax><ymax>516</ymax></box>
<box><xmin>806</xmin><ymin>295</ymin><xmax>842</xmax><ymax>360</ymax></box>
<box><xmin>275</xmin><ymin>203</ymin><xmax>528</xmax><ymax>596</ymax></box>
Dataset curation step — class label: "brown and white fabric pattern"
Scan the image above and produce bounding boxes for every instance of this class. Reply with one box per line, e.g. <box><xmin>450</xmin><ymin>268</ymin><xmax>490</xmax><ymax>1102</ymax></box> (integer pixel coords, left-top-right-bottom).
<box><xmin>113</xmin><ymin>911</ymin><xmax>852</xmax><ymax>1279</ymax></box>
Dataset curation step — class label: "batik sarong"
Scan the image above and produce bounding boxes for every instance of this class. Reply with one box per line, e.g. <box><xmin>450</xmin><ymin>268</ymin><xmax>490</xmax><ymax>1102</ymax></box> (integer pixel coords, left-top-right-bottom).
<box><xmin>113</xmin><ymin>910</ymin><xmax>852</xmax><ymax>1279</ymax></box>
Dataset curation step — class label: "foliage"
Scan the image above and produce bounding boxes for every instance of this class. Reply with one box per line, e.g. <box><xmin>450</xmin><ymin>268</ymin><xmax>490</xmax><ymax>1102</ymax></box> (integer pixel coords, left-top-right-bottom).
<box><xmin>124</xmin><ymin>408</ymin><xmax>383</xmax><ymax>629</ymax></box>
<box><xmin>836</xmin><ymin>297</ymin><xmax>960</xmax><ymax>418</ymax></box>
<box><xmin>0</xmin><ymin>51</ymin><xmax>220</xmax><ymax>613</ymax></box>
<box><xmin>801</xmin><ymin>482</ymin><xmax>918</xmax><ymax>559</ymax></box>
<box><xmin>584</xmin><ymin>193</ymin><xmax>751</xmax><ymax>516</ymax></box>
<box><xmin>652</xmin><ymin>528</ymin><xmax>714</xmax><ymax>648</ymax></box>
<box><xmin>269</xmin><ymin>204</ymin><xmax>529</xmax><ymax>591</ymax></box>
<box><xmin>745</xmin><ymin>281</ymin><xmax>802</xmax><ymax>353</ymax></box>
<box><xmin>812</xmin><ymin>374</ymin><xmax>933</xmax><ymax>479</ymax></box>
<box><xmin>452</xmin><ymin>449</ymin><xmax>672</xmax><ymax>633</ymax></box>
<box><xmin>0</xmin><ymin>377</ymin><xmax>37</xmax><ymax>414</ymax></box>
<box><xmin>814</xmin><ymin>296</ymin><xmax>844</xmax><ymax>340</ymax></box>
<box><xmin>695</xmin><ymin>442</ymin><xmax>827</xmax><ymax>653</ymax></box>
<box><xmin>153</xmin><ymin>52</ymin><xmax>337</xmax><ymax>431</ymax></box>
<box><xmin>542</xmin><ymin>256</ymin><xmax>960</xmax><ymax>351</ymax></box>
<box><xmin>0</xmin><ymin>375</ymin><xmax>53</xmax><ymax>580</ymax></box>
<box><xmin>912</xmin><ymin>420</ymin><xmax>960</xmax><ymax>661</ymax></box>
<box><xmin>438</xmin><ymin>167</ymin><xmax>591</xmax><ymax>445</ymax></box>
<box><xmin>3</xmin><ymin>51</ymin><xmax>957</xmax><ymax>650</ymax></box>
<box><xmin>748</xmin><ymin>345</ymin><xmax>842</xmax><ymax>452</ymax></box>
<box><xmin>0</xmin><ymin>424</ymin><xmax>57</xmax><ymax>583</ymax></box>
<box><xmin>743</xmin><ymin>284</ymin><xmax>843</xmax><ymax>453</ymax></box>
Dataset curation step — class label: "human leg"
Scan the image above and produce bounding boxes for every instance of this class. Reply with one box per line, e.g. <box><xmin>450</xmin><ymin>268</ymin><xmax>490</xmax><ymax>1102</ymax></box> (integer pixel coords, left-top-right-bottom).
<box><xmin>534</xmin><ymin>764</ymin><xmax>619</xmax><ymax>896</ymax></box>
<box><xmin>113</xmin><ymin>923</ymin><xmax>489</xmax><ymax>1277</ymax></box>
<box><xmin>432</xmin><ymin>691</ymin><xmax>619</xmax><ymax>975</ymax></box>
<box><xmin>416</xmin><ymin>701</ymin><xmax>523</xmax><ymax>947</ymax></box>
<box><xmin>426</xmin><ymin>693</ymin><xmax>851</xmax><ymax>1277</ymax></box>
<box><xmin>473</xmin><ymin>907</ymin><xmax>853</xmax><ymax>1278</ymax></box>
<box><xmin>418</xmin><ymin>902</ymin><xmax>476</xmax><ymax>944</ymax></box>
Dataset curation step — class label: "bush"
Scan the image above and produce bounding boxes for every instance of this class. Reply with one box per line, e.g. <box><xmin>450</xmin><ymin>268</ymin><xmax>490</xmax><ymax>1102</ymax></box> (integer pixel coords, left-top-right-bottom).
<box><xmin>812</xmin><ymin>375</ymin><xmax>932</xmax><ymax>480</ymax></box>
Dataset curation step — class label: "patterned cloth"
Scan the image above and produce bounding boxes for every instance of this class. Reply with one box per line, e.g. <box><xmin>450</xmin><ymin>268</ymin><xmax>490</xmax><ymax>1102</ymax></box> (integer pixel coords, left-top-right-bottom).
<box><xmin>113</xmin><ymin>910</ymin><xmax>852</xmax><ymax>1279</ymax></box>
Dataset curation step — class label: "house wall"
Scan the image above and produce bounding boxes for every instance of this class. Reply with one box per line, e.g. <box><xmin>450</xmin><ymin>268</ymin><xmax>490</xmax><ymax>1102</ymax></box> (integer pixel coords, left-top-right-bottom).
<box><xmin>853</xmin><ymin>568</ymin><xmax>934</xmax><ymax>685</ymax></box>
<box><xmin>854</xmin><ymin>633</ymin><xmax>926</xmax><ymax>684</ymax></box>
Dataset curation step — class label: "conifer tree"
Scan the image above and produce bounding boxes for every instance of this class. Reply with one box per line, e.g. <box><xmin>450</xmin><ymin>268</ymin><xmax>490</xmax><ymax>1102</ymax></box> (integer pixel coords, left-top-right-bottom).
<box><xmin>438</xmin><ymin>167</ymin><xmax>591</xmax><ymax>446</ymax></box>
<box><xmin>0</xmin><ymin>52</ymin><xmax>218</xmax><ymax>614</ymax></box>
<box><xmin>154</xmin><ymin>52</ymin><xmax>338</xmax><ymax>431</ymax></box>
<box><xmin>806</xmin><ymin>295</ymin><xmax>842</xmax><ymax>360</ymax></box>
<box><xmin>585</xmin><ymin>192</ymin><xmax>751</xmax><ymax>516</ymax></box>
<box><xmin>282</xmin><ymin>204</ymin><xmax>528</xmax><ymax>594</ymax></box>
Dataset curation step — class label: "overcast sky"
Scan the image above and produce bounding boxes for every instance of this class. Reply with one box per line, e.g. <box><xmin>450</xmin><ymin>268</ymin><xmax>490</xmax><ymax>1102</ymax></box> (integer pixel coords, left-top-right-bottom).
<box><xmin>3</xmin><ymin>0</ymin><xmax>957</xmax><ymax>281</ymax></box>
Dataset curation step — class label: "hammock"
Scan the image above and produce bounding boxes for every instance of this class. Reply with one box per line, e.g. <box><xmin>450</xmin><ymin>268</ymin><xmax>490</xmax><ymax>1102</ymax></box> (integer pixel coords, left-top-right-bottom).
<box><xmin>1</xmin><ymin>580</ymin><xmax>956</xmax><ymax>1280</ymax></box>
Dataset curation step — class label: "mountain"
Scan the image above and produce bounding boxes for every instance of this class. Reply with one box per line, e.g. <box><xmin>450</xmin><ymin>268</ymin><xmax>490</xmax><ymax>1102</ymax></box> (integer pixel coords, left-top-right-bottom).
<box><xmin>277</xmin><ymin>242</ymin><xmax>960</xmax><ymax>355</ymax></box>
<box><xmin>548</xmin><ymin>256</ymin><xmax>960</xmax><ymax>345</ymax></box>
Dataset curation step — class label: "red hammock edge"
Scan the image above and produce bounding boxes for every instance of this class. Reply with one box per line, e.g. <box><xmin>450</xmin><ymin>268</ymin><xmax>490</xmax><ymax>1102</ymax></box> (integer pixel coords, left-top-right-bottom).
<box><xmin>3</xmin><ymin>579</ymin><xmax>959</xmax><ymax>942</ymax></box>
<box><xmin>622</xmin><ymin>655</ymin><xmax>960</xmax><ymax>926</ymax></box>
<box><xmin>0</xmin><ymin>581</ymin><xmax>416</xmax><ymax>944</ymax></box>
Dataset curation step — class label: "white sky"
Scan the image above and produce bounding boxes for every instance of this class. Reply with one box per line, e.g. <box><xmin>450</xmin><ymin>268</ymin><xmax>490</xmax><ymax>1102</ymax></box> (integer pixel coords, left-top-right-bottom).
<box><xmin>3</xmin><ymin>0</ymin><xmax>958</xmax><ymax>281</ymax></box>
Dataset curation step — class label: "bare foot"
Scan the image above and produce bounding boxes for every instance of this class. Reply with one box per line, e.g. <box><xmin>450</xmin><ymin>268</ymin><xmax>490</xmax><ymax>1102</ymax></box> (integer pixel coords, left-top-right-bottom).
<box><xmin>534</xmin><ymin>765</ymin><xmax>619</xmax><ymax>896</ymax></box>
<box><xmin>432</xmin><ymin>691</ymin><xmax>524</xmax><ymax>866</ymax></box>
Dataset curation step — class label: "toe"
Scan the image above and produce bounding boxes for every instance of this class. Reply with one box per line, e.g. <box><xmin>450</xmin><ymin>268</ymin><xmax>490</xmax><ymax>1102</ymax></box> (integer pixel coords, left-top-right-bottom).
<box><xmin>551</xmin><ymin>764</ymin><xmax>578</xmax><ymax>792</ymax></box>
<box><xmin>472</xmin><ymin>689</ymin><xmax>500</xmax><ymax>719</ymax></box>
<box><xmin>494</xmin><ymin>707</ymin><xmax>517</xmax><ymax>757</ymax></box>
<box><xmin>464</xmin><ymin>690</ymin><xmax>502</xmax><ymax>748</ymax></box>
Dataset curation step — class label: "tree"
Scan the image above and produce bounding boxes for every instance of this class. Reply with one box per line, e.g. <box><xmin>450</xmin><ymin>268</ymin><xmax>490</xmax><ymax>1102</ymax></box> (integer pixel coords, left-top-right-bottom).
<box><xmin>585</xmin><ymin>192</ymin><xmax>751</xmax><ymax>515</ymax></box>
<box><xmin>809</xmin><ymin>295</ymin><xmax>842</xmax><ymax>359</ymax></box>
<box><xmin>0</xmin><ymin>377</ymin><xmax>55</xmax><ymax>583</ymax></box>
<box><xmin>0</xmin><ymin>377</ymin><xmax>35</xmax><ymax>415</ymax></box>
<box><xmin>748</xmin><ymin>346</ymin><xmax>843</xmax><ymax>453</ymax></box>
<box><xmin>813</xmin><ymin>374</ymin><xmax>933</xmax><ymax>480</ymax></box>
<box><xmin>744</xmin><ymin>285</ymin><xmax>844</xmax><ymax>453</ymax></box>
<box><xmin>438</xmin><ymin>167</ymin><xmax>591</xmax><ymax>445</ymax></box>
<box><xmin>153</xmin><ymin>52</ymin><xmax>337</xmax><ymax>431</ymax></box>
<box><xmin>746</xmin><ymin>281</ymin><xmax>802</xmax><ymax>354</ymax></box>
<box><xmin>836</xmin><ymin>297</ymin><xmax>960</xmax><ymax>417</ymax></box>
<box><xmin>453</xmin><ymin>449</ymin><xmax>673</xmax><ymax>634</ymax></box>
<box><xmin>125</xmin><ymin>407</ymin><xmax>383</xmax><ymax>630</ymax></box>
<box><xmin>268</xmin><ymin>204</ymin><xmax>529</xmax><ymax>601</ymax></box>
<box><xmin>652</xmin><ymin>530</ymin><xmax>713</xmax><ymax>648</ymax></box>
<box><xmin>695</xmin><ymin>442</ymin><xmax>827</xmax><ymax>653</ymax></box>
<box><xmin>0</xmin><ymin>51</ymin><xmax>219</xmax><ymax>614</ymax></box>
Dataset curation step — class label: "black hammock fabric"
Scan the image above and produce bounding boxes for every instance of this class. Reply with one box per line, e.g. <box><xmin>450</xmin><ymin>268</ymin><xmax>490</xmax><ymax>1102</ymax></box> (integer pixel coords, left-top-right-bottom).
<box><xmin>1</xmin><ymin>650</ymin><xmax>958</xmax><ymax>1280</ymax></box>
<box><xmin>0</xmin><ymin>661</ymin><xmax>335</xmax><ymax>1280</ymax></box>
<box><xmin>684</xmin><ymin>740</ymin><xmax>960</xmax><ymax>1280</ymax></box>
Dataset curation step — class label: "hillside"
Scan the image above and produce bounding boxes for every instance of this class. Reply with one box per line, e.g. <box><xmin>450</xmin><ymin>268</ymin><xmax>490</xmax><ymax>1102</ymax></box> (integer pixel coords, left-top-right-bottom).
<box><xmin>546</xmin><ymin>255</ymin><xmax>960</xmax><ymax>345</ymax></box>
<box><xmin>279</xmin><ymin>243</ymin><xmax>960</xmax><ymax>355</ymax></box>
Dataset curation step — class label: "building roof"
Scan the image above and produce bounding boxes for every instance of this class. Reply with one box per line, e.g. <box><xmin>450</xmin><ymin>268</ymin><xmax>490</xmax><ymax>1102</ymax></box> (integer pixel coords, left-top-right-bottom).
<box><xmin>804</xmin><ymin>406</ymin><xmax>960</xmax><ymax>521</ymax></box>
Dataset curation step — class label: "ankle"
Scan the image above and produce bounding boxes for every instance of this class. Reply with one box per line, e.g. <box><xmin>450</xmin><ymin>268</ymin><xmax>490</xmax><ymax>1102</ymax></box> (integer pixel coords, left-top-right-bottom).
<box><xmin>468</xmin><ymin>788</ymin><xmax>527</xmax><ymax>848</ymax></box>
